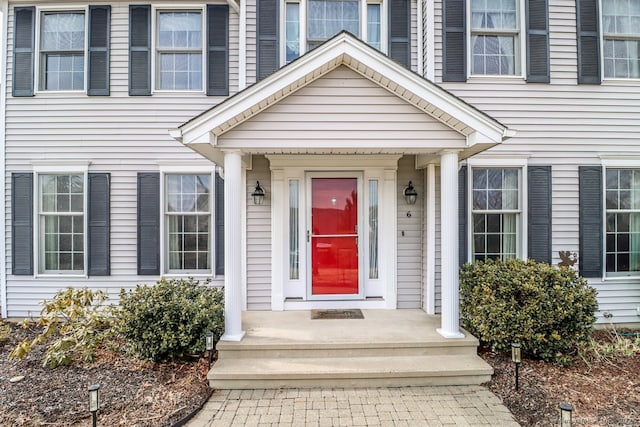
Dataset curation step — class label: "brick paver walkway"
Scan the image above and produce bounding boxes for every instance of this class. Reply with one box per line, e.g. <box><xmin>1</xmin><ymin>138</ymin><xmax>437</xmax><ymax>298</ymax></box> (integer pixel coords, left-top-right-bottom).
<box><xmin>186</xmin><ymin>386</ymin><xmax>520</xmax><ymax>426</ymax></box>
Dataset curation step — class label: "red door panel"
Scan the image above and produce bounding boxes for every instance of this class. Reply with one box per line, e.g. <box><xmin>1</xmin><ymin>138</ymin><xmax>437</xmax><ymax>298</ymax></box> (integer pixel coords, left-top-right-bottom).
<box><xmin>311</xmin><ymin>178</ymin><xmax>358</xmax><ymax>295</ymax></box>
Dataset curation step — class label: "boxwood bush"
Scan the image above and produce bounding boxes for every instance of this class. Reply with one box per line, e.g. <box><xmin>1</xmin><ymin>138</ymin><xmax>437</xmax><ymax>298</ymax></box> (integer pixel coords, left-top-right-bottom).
<box><xmin>116</xmin><ymin>278</ymin><xmax>224</xmax><ymax>361</ymax></box>
<box><xmin>460</xmin><ymin>259</ymin><xmax>598</xmax><ymax>364</ymax></box>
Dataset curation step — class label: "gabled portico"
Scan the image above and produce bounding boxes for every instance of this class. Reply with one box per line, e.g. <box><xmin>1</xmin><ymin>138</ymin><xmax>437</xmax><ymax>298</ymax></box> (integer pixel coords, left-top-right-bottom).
<box><xmin>170</xmin><ymin>32</ymin><xmax>513</xmax><ymax>344</ymax></box>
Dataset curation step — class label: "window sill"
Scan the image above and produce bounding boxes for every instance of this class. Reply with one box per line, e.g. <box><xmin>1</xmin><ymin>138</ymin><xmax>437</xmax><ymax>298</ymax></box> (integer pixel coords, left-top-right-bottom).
<box><xmin>35</xmin><ymin>273</ymin><xmax>88</xmax><ymax>279</ymax></box>
<box><xmin>601</xmin><ymin>78</ymin><xmax>640</xmax><ymax>86</ymax></box>
<box><xmin>466</xmin><ymin>75</ymin><xmax>526</xmax><ymax>84</ymax></box>
<box><xmin>602</xmin><ymin>274</ymin><xmax>640</xmax><ymax>281</ymax></box>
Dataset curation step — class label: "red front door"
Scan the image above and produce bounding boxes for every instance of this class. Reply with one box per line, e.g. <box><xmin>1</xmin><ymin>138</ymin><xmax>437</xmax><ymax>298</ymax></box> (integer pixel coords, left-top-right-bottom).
<box><xmin>310</xmin><ymin>177</ymin><xmax>359</xmax><ymax>296</ymax></box>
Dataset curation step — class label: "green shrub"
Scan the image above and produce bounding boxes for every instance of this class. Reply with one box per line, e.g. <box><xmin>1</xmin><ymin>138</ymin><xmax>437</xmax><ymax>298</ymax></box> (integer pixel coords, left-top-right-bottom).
<box><xmin>116</xmin><ymin>278</ymin><xmax>224</xmax><ymax>361</ymax></box>
<box><xmin>9</xmin><ymin>288</ymin><xmax>114</xmax><ymax>368</ymax></box>
<box><xmin>460</xmin><ymin>259</ymin><xmax>598</xmax><ymax>364</ymax></box>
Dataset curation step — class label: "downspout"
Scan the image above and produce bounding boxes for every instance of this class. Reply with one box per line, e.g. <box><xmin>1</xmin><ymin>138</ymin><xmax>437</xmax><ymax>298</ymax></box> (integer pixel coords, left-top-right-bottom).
<box><xmin>239</xmin><ymin>0</ymin><xmax>246</xmax><ymax>90</ymax></box>
<box><xmin>416</xmin><ymin>0</ymin><xmax>424</xmax><ymax>76</ymax></box>
<box><xmin>1</xmin><ymin>1</ymin><xmax>9</xmax><ymax>318</ymax></box>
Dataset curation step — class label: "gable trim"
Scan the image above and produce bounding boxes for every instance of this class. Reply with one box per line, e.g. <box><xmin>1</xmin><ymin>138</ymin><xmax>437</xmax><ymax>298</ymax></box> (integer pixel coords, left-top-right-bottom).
<box><xmin>172</xmin><ymin>33</ymin><xmax>511</xmax><ymax>149</ymax></box>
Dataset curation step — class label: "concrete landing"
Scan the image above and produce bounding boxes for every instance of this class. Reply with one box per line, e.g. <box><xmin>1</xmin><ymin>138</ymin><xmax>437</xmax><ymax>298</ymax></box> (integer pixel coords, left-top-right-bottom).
<box><xmin>208</xmin><ymin>310</ymin><xmax>493</xmax><ymax>389</ymax></box>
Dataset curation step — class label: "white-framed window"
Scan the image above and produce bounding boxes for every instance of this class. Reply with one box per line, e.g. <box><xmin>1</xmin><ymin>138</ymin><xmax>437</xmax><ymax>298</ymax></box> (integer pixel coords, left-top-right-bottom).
<box><xmin>38</xmin><ymin>173</ymin><xmax>86</xmax><ymax>274</ymax></box>
<box><xmin>471</xmin><ymin>167</ymin><xmax>521</xmax><ymax>260</ymax></box>
<box><xmin>605</xmin><ymin>168</ymin><xmax>640</xmax><ymax>276</ymax></box>
<box><xmin>155</xmin><ymin>8</ymin><xmax>204</xmax><ymax>91</ymax></box>
<box><xmin>164</xmin><ymin>174</ymin><xmax>212</xmax><ymax>273</ymax></box>
<box><xmin>469</xmin><ymin>0</ymin><xmax>523</xmax><ymax>76</ymax></box>
<box><xmin>39</xmin><ymin>10</ymin><xmax>86</xmax><ymax>91</ymax></box>
<box><xmin>602</xmin><ymin>0</ymin><xmax>640</xmax><ymax>79</ymax></box>
<box><xmin>282</xmin><ymin>0</ymin><xmax>385</xmax><ymax>63</ymax></box>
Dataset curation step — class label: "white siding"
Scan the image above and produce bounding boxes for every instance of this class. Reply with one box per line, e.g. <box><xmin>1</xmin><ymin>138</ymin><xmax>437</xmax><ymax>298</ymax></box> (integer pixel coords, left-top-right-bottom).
<box><xmin>4</xmin><ymin>1</ymin><xmax>240</xmax><ymax>317</ymax></box>
<box><xmin>397</xmin><ymin>155</ymin><xmax>423</xmax><ymax>308</ymax></box>
<box><xmin>222</xmin><ymin>66</ymin><xmax>465</xmax><ymax>148</ymax></box>
<box><xmin>432</xmin><ymin>0</ymin><xmax>640</xmax><ymax>323</ymax></box>
<box><xmin>246</xmin><ymin>156</ymin><xmax>272</xmax><ymax>310</ymax></box>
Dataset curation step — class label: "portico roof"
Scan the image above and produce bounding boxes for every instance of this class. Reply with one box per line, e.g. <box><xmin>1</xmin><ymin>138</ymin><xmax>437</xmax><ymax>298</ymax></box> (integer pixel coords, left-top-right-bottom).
<box><xmin>170</xmin><ymin>32</ymin><xmax>514</xmax><ymax>163</ymax></box>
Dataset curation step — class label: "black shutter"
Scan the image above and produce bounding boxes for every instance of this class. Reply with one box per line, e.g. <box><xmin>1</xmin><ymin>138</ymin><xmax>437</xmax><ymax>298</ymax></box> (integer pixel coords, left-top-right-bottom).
<box><xmin>13</xmin><ymin>7</ymin><xmax>35</xmax><ymax>97</ymax></box>
<box><xmin>88</xmin><ymin>6</ymin><xmax>111</xmax><ymax>96</ymax></box>
<box><xmin>459</xmin><ymin>166</ymin><xmax>467</xmax><ymax>266</ymax></box>
<box><xmin>129</xmin><ymin>5</ymin><xmax>151</xmax><ymax>95</ymax></box>
<box><xmin>388</xmin><ymin>0</ymin><xmax>410</xmax><ymax>68</ymax></box>
<box><xmin>443</xmin><ymin>0</ymin><xmax>466</xmax><ymax>82</ymax></box>
<box><xmin>257</xmin><ymin>0</ymin><xmax>279</xmax><ymax>80</ymax></box>
<box><xmin>579</xmin><ymin>166</ymin><xmax>603</xmax><ymax>277</ymax></box>
<box><xmin>526</xmin><ymin>0</ymin><xmax>550</xmax><ymax>83</ymax></box>
<box><xmin>207</xmin><ymin>5</ymin><xmax>229</xmax><ymax>96</ymax></box>
<box><xmin>215</xmin><ymin>172</ymin><xmax>225</xmax><ymax>275</ymax></box>
<box><xmin>88</xmin><ymin>173</ymin><xmax>110</xmax><ymax>276</ymax></box>
<box><xmin>527</xmin><ymin>166</ymin><xmax>552</xmax><ymax>263</ymax></box>
<box><xmin>576</xmin><ymin>0</ymin><xmax>601</xmax><ymax>84</ymax></box>
<box><xmin>137</xmin><ymin>173</ymin><xmax>160</xmax><ymax>275</ymax></box>
<box><xmin>12</xmin><ymin>173</ymin><xmax>33</xmax><ymax>275</ymax></box>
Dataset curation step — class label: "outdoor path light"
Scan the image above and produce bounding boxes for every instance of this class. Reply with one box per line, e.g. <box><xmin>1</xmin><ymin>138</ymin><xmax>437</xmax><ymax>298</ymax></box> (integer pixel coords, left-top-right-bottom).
<box><xmin>559</xmin><ymin>402</ymin><xmax>573</xmax><ymax>426</ymax></box>
<box><xmin>88</xmin><ymin>384</ymin><xmax>100</xmax><ymax>427</ymax></box>
<box><xmin>511</xmin><ymin>343</ymin><xmax>521</xmax><ymax>391</ymax></box>
<box><xmin>206</xmin><ymin>331</ymin><xmax>215</xmax><ymax>368</ymax></box>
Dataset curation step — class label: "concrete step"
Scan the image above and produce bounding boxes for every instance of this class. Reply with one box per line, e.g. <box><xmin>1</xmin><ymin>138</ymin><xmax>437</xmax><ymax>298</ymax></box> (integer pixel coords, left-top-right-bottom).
<box><xmin>208</xmin><ymin>355</ymin><xmax>494</xmax><ymax>389</ymax></box>
<box><xmin>216</xmin><ymin>340</ymin><xmax>480</xmax><ymax>359</ymax></box>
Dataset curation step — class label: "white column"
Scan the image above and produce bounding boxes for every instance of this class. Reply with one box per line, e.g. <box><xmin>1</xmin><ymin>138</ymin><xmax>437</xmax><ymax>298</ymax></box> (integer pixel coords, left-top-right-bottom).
<box><xmin>438</xmin><ymin>151</ymin><xmax>465</xmax><ymax>338</ymax></box>
<box><xmin>424</xmin><ymin>163</ymin><xmax>436</xmax><ymax>314</ymax></box>
<box><xmin>271</xmin><ymin>169</ymin><xmax>285</xmax><ymax>310</ymax></box>
<box><xmin>221</xmin><ymin>150</ymin><xmax>245</xmax><ymax>341</ymax></box>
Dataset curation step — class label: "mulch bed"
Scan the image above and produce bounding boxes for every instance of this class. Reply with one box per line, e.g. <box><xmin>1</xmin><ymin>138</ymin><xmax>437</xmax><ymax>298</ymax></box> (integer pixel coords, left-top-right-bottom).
<box><xmin>0</xmin><ymin>321</ymin><xmax>211</xmax><ymax>427</ymax></box>
<box><xmin>2</xmin><ymin>318</ymin><xmax>639</xmax><ymax>427</ymax></box>
<box><xmin>481</xmin><ymin>330</ymin><xmax>640</xmax><ymax>427</ymax></box>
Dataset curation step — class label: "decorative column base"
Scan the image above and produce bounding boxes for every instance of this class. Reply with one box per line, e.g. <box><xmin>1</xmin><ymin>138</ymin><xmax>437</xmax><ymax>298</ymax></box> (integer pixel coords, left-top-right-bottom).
<box><xmin>437</xmin><ymin>328</ymin><xmax>465</xmax><ymax>339</ymax></box>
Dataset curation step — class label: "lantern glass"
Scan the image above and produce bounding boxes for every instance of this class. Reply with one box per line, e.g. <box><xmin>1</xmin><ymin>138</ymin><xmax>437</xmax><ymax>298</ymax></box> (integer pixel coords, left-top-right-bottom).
<box><xmin>251</xmin><ymin>181</ymin><xmax>265</xmax><ymax>205</ymax></box>
<box><xmin>206</xmin><ymin>332</ymin><xmax>214</xmax><ymax>351</ymax></box>
<box><xmin>88</xmin><ymin>384</ymin><xmax>100</xmax><ymax>412</ymax></box>
<box><xmin>559</xmin><ymin>403</ymin><xmax>572</xmax><ymax>426</ymax></box>
<box><xmin>511</xmin><ymin>343</ymin><xmax>521</xmax><ymax>363</ymax></box>
<box><xmin>404</xmin><ymin>181</ymin><xmax>418</xmax><ymax>205</ymax></box>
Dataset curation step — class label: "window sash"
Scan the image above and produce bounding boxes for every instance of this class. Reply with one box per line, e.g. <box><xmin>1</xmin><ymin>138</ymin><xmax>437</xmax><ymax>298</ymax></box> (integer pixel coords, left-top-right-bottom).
<box><xmin>38</xmin><ymin>174</ymin><xmax>85</xmax><ymax>274</ymax></box>
<box><xmin>470</xmin><ymin>168</ymin><xmax>521</xmax><ymax>261</ymax></box>
<box><xmin>39</xmin><ymin>11</ymin><xmax>86</xmax><ymax>91</ymax></box>
<box><xmin>164</xmin><ymin>174</ymin><xmax>212</xmax><ymax>273</ymax></box>
<box><xmin>469</xmin><ymin>0</ymin><xmax>520</xmax><ymax>76</ymax></box>
<box><xmin>155</xmin><ymin>10</ymin><xmax>204</xmax><ymax>91</ymax></box>
<box><xmin>605</xmin><ymin>168</ymin><xmax>640</xmax><ymax>275</ymax></box>
<box><xmin>307</xmin><ymin>0</ymin><xmax>360</xmax><ymax>47</ymax></box>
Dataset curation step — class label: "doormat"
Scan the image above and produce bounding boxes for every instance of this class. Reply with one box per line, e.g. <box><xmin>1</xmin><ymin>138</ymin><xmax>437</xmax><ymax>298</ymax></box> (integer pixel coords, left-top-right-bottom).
<box><xmin>310</xmin><ymin>309</ymin><xmax>364</xmax><ymax>320</ymax></box>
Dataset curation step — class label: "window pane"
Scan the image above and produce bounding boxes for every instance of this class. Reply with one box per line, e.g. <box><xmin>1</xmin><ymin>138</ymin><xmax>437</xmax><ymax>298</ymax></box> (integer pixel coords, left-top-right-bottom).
<box><xmin>471</xmin><ymin>168</ymin><xmax>520</xmax><ymax>261</ymax></box>
<box><xmin>606</xmin><ymin>168</ymin><xmax>640</xmax><ymax>275</ymax></box>
<box><xmin>471</xmin><ymin>0</ymin><xmax>517</xmax><ymax>30</ymax></box>
<box><xmin>289</xmin><ymin>180</ymin><xmax>299</xmax><ymax>280</ymax></box>
<box><xmin>369</xmin><ymin>180</ymin><xmax>379</xmax><ymax>279</ymax></box>
<box><xmin>41</xmin><ymin>12</ymin><xmax>85</xmax><ymax>91</ymax></box>
<box><xmin>367</xmin><ymin>4</ymin><xmax>381</xmax><ymax>50</ymax></box>
<box><xmin>40</xmin><ymin>174</ymin><xmax>84</xmax><ymax>273</ymax></box>
<box><xmin>286</xmin><ymin>3</ymin><xmax>300</xmax><ymax>63</ymax></box>
<box><xmin>308</xmin><ymin>0</ymin><xmax>360</xmax><ymax>47</ymax></box>
<box><xmin>158</xmin><ymin>12</ymin><xmax>202</xmax><ymax>48</ymax></box>
<box><xmin>166</xmin><ymin>175</ymin><xmax>211</xmax><ymax>272</ymax></box>
<box><xmin>158</xmin><ymin>53</ymin><xmax>202</xmax><ymax>90</ymax></box>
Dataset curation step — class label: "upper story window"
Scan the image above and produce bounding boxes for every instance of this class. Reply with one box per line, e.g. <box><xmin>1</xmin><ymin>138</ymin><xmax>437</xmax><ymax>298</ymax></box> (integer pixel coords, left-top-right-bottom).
<box><xmin>471</xmin><ymin>168</ymin><xmax>521</xmax><ymax>260</ymax></box>
<box><xmin>602</xmin><ymin>0</ymin><xmax>640</xmax><ymax>79</ymax></box>
<box><xmin>156</xmin><ymin>10</ymin><xmax>203</xmax><ymax>91</ymax></box>
<box><xmin>39</xmin><ymin>11</ymin><xmax>85</xmax><ymax>91</ymax></box>
<box><xmin>470</xmin><ymin>0</ymin><xmax>521</xmax><ymax>76</ymax></box>
<box><xmin>605</xmin><ymin>168</ymin><xmax>640</xmax><ymax>276</ymax></box>
<box><xmin>283</xmin><ymin>0</ymin><xmax>384</xmax><ymax>63</ymax></box>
